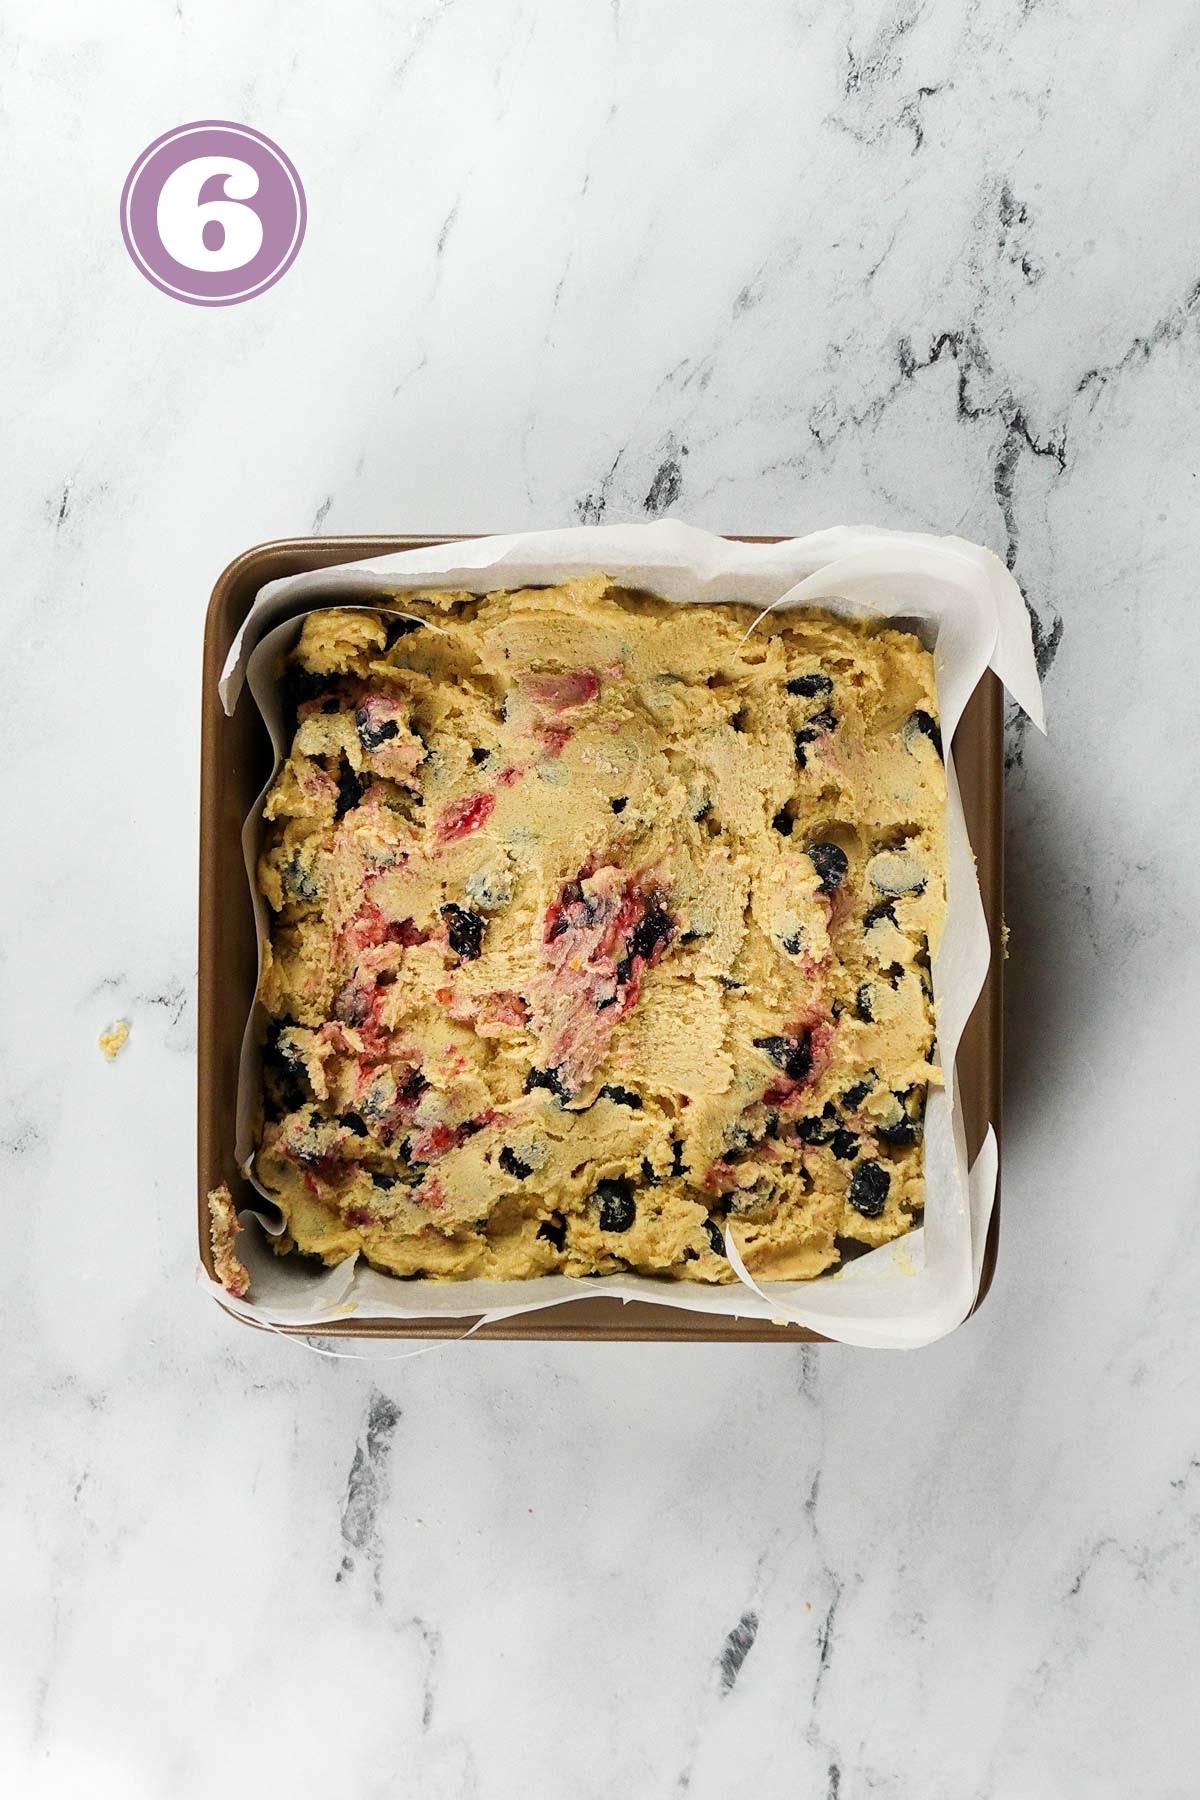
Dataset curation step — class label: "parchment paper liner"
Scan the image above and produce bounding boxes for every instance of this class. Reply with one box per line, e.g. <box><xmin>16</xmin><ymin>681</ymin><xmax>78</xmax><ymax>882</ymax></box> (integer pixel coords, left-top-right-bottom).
<box><xmin>210</xmin><ymin>522</ymin><xmax>1040</xmax><ymax>1349</ymax></box>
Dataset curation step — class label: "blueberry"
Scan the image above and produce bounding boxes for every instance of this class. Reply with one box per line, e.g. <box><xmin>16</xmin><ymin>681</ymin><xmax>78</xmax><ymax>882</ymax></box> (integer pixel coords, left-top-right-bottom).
<box><xmin>537</xmin><ymin>1214</ymin><xmax>567</xmax><ymax>1251</ymax></box>
<box><xmin>598</xmin><ymin>1084</ymin><xmax>642</xmax><ymax>1110</ymax></box>
<box><xmin>340</xmin><ymin>1112</ymin><xmax>369</xmax><ymax>1137</ymax></box>
<box><xmin>772</xmin><ymin>808</ymin><xmax>794</xmax><ymax>836</ymax></box>
<box><xmin>717</xmin><ymin>975</ymin><xmax>743</xmax><ymax>991</ymax></box>
<box><xmin>399</xmin><ymin>1068</ymin><xmax>429</xmax><ymax>1103</ymax></box>
<box><xmin>284</xmin><ymin>854</ymin><xmax>320</xmax><ymax>902</ymax></box>
<box><xmin>807</xmin><ymin>841</ymin><xmax>849</xmax><ymax>894</ymax></box>
<box><xmin>781</xmin><ymin>930</ymin><xmax>805</xmax><ymax>956</ymax></box>
<box><xmin>611</xmin><ymin>796</ymin><xmax>628</xmax><ymax>814</ymax></box>
<box><xmin>864</xmin><ymin>899</ymin><xmax>897</xmax><ymax>930</ymax></box>
<box><xmin>796</xmin><ymin>1114</ymin><xmax>833</xmax><ymax>1146</ymax></box>
<box><xmin>903</xmin><ymin>709</ymin><xmax>943</xmax><ymax>759</ymax></box>
<box><xmin>525</xmin><ymin>1066</ymin><xmax>571</xmax><ymax>1100</ymax></box>
<box><xmin>499</xmin><ymin>1145</ymin><xmax>534</xmax><ymax>1180</ymax></box>
<box><xmin>628</xmin><ymin>901</ymin><xmax>675</xmax><ymax>964</ymax></box>
<box><xmin>704</xmin><ymin>1217</ymin><xmax>727</xmax><ymax>1257</ymax></box>
<box><xmin>809</xmin><ymin>707</ymin><xmax>838</xmax><ymax>733</ymax></box>
<box><xmin>842</xmin><ymin>1078</ymin><xmax>874</xmax><ymax>1109</ymax></box>
<box><xmin>285</xmin><ymin>666</ymin><xmax>338</xmax><ymax>710</ymax></box>
<box><xmin>854</xmin><ymin>984</ymin><xmax>874</xmax><ymax>1023</ymax></box>
<box><xmin>878</xmin><ymin>1088</ymin><xmax>925</xmax><ymax>1146</ymax></box>
<box><xmin>385</xmin><ymin>615</ymin><xmax>423</xmax><ymax>647</ymax></box>
<box><xmin>471</xmin><ymin>746</ymin><xmax>490</xmax><ymax>765</ymax></box>
<box><xmin>640</xmin><ymin>1156</ymin><xmax>661</xmax><ymax>1186</ymax></box>
<box><xmin>334</xmin><ymin>754</ymin><xmax>366</xmax><ymax>820</ymax></box>
<box><xmin>829</xmin><ymin>1128</ymin><xmax>860</xmax><ymax>1161</ymax></box>
<box><xmin>441</xmin><ymin>902</ymin><xmax>486</xmax><ymax>960</ymax></box>
<box><xmin>594</xmin><ymin>1178</ymin><xmax>636</xmax><ymax>1232</ymax></box>
<box><xmin>671</xmin><ymin>1138</ymin><xmax>690</xmax><ymax>1177</ymax></box>
<box><xmin>356</xmin><ymin>708</ymin><xmax>401</xmax><ymax>752</ymax></box>
<box><xmin>753</xmin><ymin>1033</ymin><xmax>813</xmax><ymax>1080</ymax></box>
<box><xmin>371</xmin><ymin>1172</ymin><xmax>397</xmax><ymax>1190</ymax></box>
<box><xmin>794</xmin><ymin>727</ymin><xmax>817</xmax><ymax>767</ymax></box>
<box><xmin>786</xmin><ymin>672</ymin><xmax>832</xmax><ymax>697</ymax></box>
<box><xmin>848</xmin><ymin>1161</ymin><xmax>890</xmax><ymax>1218</ymax></box>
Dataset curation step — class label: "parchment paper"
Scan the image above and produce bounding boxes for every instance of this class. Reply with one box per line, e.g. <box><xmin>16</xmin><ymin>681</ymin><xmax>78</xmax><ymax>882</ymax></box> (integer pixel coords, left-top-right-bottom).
<box><xmin>210</xmin><ymin>522</ymin><xmax>1042</xmax><ymax>1349</ymax></box>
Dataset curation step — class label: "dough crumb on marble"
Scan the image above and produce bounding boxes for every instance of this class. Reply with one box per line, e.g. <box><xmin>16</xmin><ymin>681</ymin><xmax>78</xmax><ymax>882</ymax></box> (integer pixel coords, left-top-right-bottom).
<box><xmin>207</xmin><ymin>1184</ymin><xmax>251</xmax><ymax>1298</ymax></box>
<box><xmin>253</xmin><ymin>577</ymin><xmax>946</xmax><ymax>1284</ymax></box>
<box><xmin>98</xmin><ymin>1019</ymin><xmax>130</xmax><ymax>1061</ymax></box>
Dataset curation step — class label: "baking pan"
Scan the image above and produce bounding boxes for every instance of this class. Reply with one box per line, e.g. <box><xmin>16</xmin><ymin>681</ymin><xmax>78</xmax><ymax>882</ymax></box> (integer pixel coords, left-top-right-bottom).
<box><xmin>199</xmin><ymin>535</ymin><xmax>1002</xmax><ymax>1342</ymax></box>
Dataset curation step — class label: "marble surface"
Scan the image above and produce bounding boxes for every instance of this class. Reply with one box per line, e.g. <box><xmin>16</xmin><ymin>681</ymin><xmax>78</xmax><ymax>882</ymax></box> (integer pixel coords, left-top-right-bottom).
<box><xmin>4</xmin><ymin>0</ymin><xmax>1199</xmax><ymax>1793</ymax></box>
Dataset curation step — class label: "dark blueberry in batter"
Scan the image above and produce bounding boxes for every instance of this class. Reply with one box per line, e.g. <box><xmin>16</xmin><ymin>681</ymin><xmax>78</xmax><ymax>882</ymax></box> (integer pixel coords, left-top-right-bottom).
<box><xmin>471</xmin><ymin>746</ymin><xmax>490</xmax><ymax>765</ymax></box>
<box><xmin>599</xmin><ymin>1084</ymin><xmax>643</xmax><ymax>1110</ymax></box>
<box><xmin>441</xmin><ymin>902</ymin><xmax>486</xmax><ymax>960</ymax></box>
<box><xmin>594</xmin><ymin>1178</ymin><xmax>636</xmax><ymax>1233</ymax></box>
<box><xmin>753</xmin><ymin>1033</ymin><xmax>813</xmax><ymax>1080</ymax></box>
<box><xmin>334</xmin><ymin>754</ymin><xmax>366</xmax><ymax>820</ymax></box>
<box><xmin>671</xmin><ymin>1138</ymin><xmax>690</xmax><ymax>1178</ymax></box>
<box><xmin>809</xmin><ymin>707</ymin><xmax>838</xmax><ymax>734</ymax></box>
<box><xmin>385</xmin><ymin>615</ymin><xmax>423</xmax><ymax>647</ymax></box>
<box><xmin>786</xmin><ymin>672</ymin><xmax>832</xmax><ymax>697</ymax></box>
<box><xmin>628</xmin><ymin>901</ymin><xmax>675</xmax><ymax>964</ymax></box>
<box><xmin>864</xmin><ymin>899</ymin><xmax>897</xmax><ymax>930</ymax></box>
<box><xmin>283</xmin><ymin>854</ymin><xmax>320</xmax><ymax>903</ymax></box>
<box><xmin>537</xmin><ymin>1214</ymin><xmax>567</xmax><ymax>1251</ymax></box>
<box><xmin>640</xmin><ymin>1157</ymin><xmax>661</xmax><ymax>1186</ymax></box>
<box><xmin>905</xmin><ymin>709</ymin><xmax>943</xmax><ymax>758</ymax></box>
<box><xmin>807</xmin><ymin>841</ymin><xmax>849</xmax><ymax>894</ymax></box>
<box><xmin>829</xmin><ymin>1127</ymin><xmax>860</xmax><ymax>1162</ymax></box>
<box><xmin>796</xmin><ymin>1114</ymin><xmax>833</xmax><ymax>1146</ymax></box>
<box><xmin>842</xmin><ymin>1078</ymin><xmax>874</xmax><ymax>1109</ymax></box>
<box><xmin>525</xmin><ymin>1065</ymin><xmax>571</xmax><ymax>1101</ymax></box>
<box><xmin>356</xmin><ymin>708</ymin><xmax>400</xmax><ymax>752</ymax></box>
<box><xmin>878</xmin><ymin>1088</ymin><xmax>925</xmax><ymax>1145</ymax></box>
<box><xmin>781</xmin><ymin>930</ymin><xmax>804</xmax><ymax>956</ymax></box>
<box><xmin>371</xmin><ymin>1172</ymin><xmax>397</xmax><ymax>1190</ymax></box>
<box><xmin>340</xmin><ymin>1112</ymin><xmax>369</xmax><ymax>1138</ymax></box>
<box><xmin>499</xmin><ymin>1146</ymin><xmax>534</xmax><ymax>1180</ymax></box>
<box><xmin>772</xmin><ymin>808</ymin><xmax>794</xmax><ymax>836</ymax></box>
<box><xmin>794</xmin><ymin>727</ymin><xmax>818</xmax><ymax>767</ymax></box>
<box><xmin>399</xmin><ymin>1068</ymin><xmax>429</xmax><ymax>1103</ymax></box>
<box><xmin>611</xmin><ymin>795</ymin><xmax>628</xmax><ymax>814</ymax></box>
<box><xmin>285</xmin><ymin>666</ymin><xmax>337</xmax><ymax>709</ymax></box>
<box><xmin>854</xmin><ymin>983</ymin><xmax>874</xmax><ymax>1023</ymax></box>
<box><xmin>704</xmin><ymin>1218</ymin><xmax>727</xmax><ymax>1257</ymax></box>
<box><xmin>717</xmin><ymin>975</ymin><xmax>743</xmax><ymax>991</ymax></box>
<box><xmin>848</xmin><ymin>1161</ymin><xmax>890</xmax><ymax>1218</ymax></box>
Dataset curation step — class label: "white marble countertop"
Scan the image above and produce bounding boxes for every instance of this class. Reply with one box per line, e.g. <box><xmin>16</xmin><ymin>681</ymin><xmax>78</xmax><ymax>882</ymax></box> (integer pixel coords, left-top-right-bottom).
<box><xmin>6</xmin><ymin>1</ymin><xmax>1199</xmax><ymax>1794</ymax></box>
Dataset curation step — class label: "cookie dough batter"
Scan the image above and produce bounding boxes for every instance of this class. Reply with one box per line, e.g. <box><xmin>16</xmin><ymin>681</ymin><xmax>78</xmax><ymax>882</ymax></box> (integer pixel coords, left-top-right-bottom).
<box><xmin>255</xmin><ymin>577</ymin><xmax>946</xmax><ymax>1284</ymax></box>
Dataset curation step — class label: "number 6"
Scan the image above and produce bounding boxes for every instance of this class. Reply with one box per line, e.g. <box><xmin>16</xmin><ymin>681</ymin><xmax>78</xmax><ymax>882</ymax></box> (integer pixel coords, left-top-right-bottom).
<box><xmin>156</xmin><ymin>156</ymin><xmax>264</xmax><ymax>272</ymax></box>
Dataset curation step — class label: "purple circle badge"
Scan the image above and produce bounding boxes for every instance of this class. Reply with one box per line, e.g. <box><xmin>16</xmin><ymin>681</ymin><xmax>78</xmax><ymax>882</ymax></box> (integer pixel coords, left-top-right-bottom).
<box><xmin>120</xmin><ymin>121</ymin><xmax>306</xmax><ymax>306</ymax></box>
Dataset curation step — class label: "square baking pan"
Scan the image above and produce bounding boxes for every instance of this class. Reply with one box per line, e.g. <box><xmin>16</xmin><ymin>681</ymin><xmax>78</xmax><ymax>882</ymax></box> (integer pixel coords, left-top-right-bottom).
<box><xmin>199</xmin><ymin>535</ymin><xmax>1003</xmax><ymax>1342</ymax></box>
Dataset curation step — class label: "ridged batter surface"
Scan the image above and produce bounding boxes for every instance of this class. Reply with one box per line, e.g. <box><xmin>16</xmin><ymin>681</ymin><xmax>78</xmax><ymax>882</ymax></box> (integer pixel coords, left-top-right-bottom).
<box><xmin>255</xmin><ymin>577</ymin><xmax>946</xmax><ymax>1283</ymax></box>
